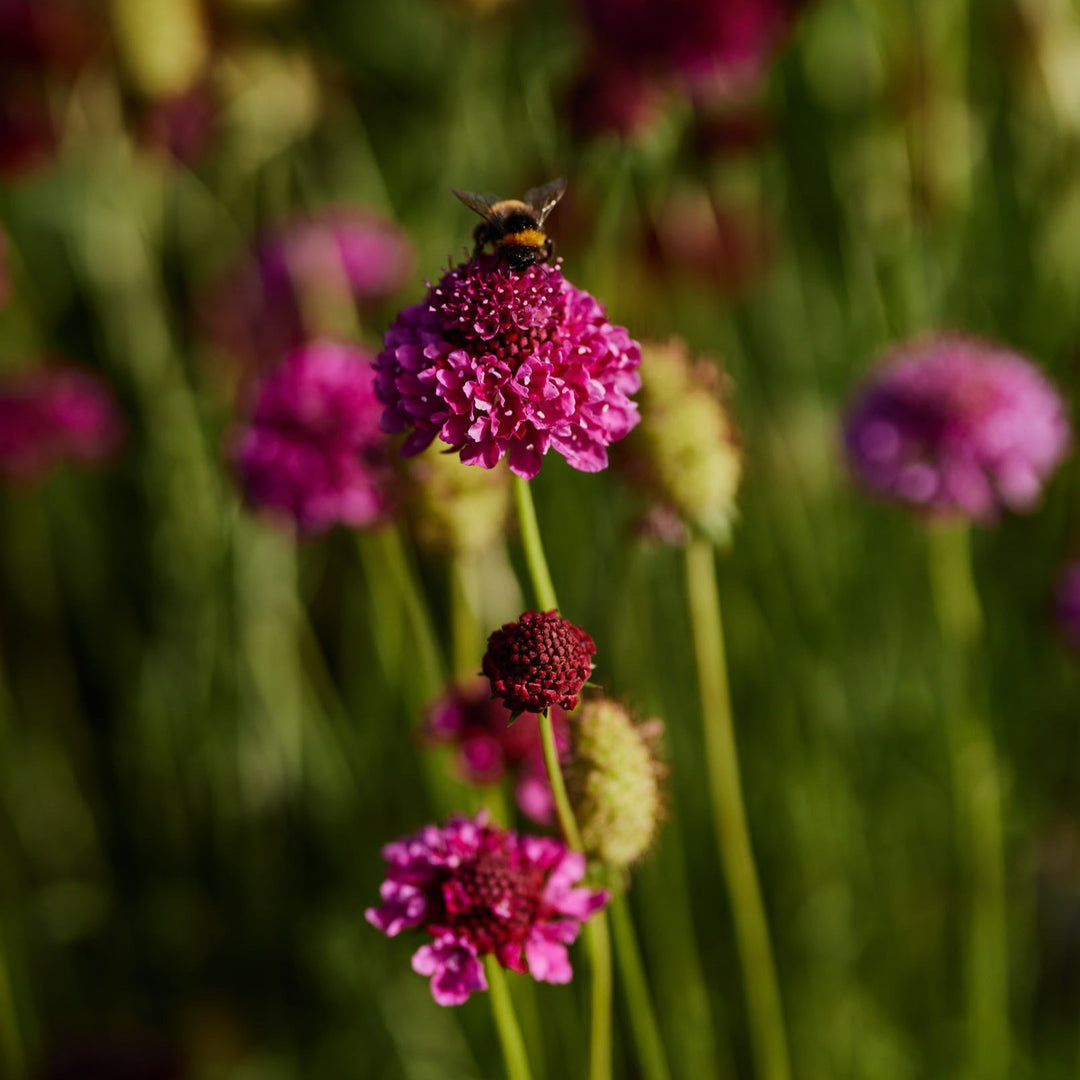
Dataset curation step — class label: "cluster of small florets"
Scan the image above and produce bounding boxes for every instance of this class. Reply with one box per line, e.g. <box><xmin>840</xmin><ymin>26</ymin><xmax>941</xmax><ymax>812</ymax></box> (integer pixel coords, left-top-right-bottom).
<box><xmin>482</xmin><ymin>610</ymin><xmax>597</xmax><ymax>715</ymax></box>
<box><xmin>365</xmin><ymin>813</ymin><xmax>609</xmax><ymax>1005</ymax></box>
<box><xmin>617</xmin><ymin>338</ymin><xmax>743</xmax><ymax>544</ymax></box>
<box><xmin>375</xmin><ymin>254</ymin><xmax>641</xmax><ymax>479</ymax></box>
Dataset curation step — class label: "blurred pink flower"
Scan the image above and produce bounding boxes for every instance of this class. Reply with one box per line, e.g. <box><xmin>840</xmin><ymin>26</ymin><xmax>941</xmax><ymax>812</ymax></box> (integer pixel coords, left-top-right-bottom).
<box><xmin>232</xmin><ymin>339</ymin><xmax>394</xmax><ymax>533</ymax></box>
<box><xmin>843</xmin><ymin>336</ymin><xmax>1072</xmax><ymax>521</ymax></box>
<box><xmin>566</xmin><ymin>57</ymin><xmax>665</xmax><ymax>140</ymax></box>
<box><xmin>206</xmin><ymin>210</ymin><xmax>414</xmax><ymax>370</ymax></box>
<box><xmin>366</xmin><ymin>813</ymin><xmax>609</xmax><ymax>1005</ymax></box>
<box><xmin>375</xmin><ymin>254</ymin><xmax>641</xmax><ymax>478</ymax></box>
<box><xmin>0</xmin><ymin>367</ymin><xmax>124</xmax><ymax>483</ymax></box>
<box><xmin>425</xmin><ymin>679</ymin><xmax>570</xmax><ymax>825</ymax></box>
<box><xmin>578</xmin><ymin>0</ymin><xmax>808</xmax><ymax>94</ymax></box>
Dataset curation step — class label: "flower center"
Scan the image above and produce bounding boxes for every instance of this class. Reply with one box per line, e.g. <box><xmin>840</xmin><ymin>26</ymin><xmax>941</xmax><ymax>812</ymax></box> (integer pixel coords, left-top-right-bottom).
<box><xmin>434</xmin><ymin>839</ymin><xmax>547</xmax><ymax>956</ymax></box>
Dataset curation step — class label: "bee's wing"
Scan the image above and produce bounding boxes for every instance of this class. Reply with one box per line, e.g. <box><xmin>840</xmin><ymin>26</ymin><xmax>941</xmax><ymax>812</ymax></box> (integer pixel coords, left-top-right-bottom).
<box><xmin>522</xmin><ymin>178</ymin><xmax>568</xmax><ymax>226</ymax></box>
<box><xmin>452</xmin><ymin>189</ymin><xmax>499</xmax><ymax>221</ymax></box>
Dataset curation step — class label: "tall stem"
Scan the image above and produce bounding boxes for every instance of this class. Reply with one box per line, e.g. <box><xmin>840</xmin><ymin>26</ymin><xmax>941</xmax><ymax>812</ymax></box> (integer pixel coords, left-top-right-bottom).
<box><xmin>450</xmin><ymin>554</ymin><xmax>483</xmax><ymax>684</ymax></box>
<box><xmin>512</xmin><ymin>476</ymin><xmax>611</xmax><ymax>1080</ymax></box>
<box><xmin>609</xmin><ymin>888</ymin><xmax>672</xmax><ymax>1080</ymax></box>
<box><xmin>684</xmin><ymin>538</ymin><xmax>791</xmax><ymax>1080</ymax></box>
<box><xmin>927</xmin><ymin>522</ymin><xmax>1009</xmax><ymax>1080</ymax></box>
<box><xmin>485</xmin><ymin>956</ymin><xmax>535</xmax><ymax>1080</ymax></box>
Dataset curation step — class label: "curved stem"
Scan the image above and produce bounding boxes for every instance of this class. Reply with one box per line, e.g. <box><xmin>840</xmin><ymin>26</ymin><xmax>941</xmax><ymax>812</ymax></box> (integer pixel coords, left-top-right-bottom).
<box><xmin>512</xmin><ymin>477</ymin><xmax>558</xmax><ymax>612</ymax></box>
<box><xmin>609</xmin><ymin>888</ymin><xmax>672</xmax><ymax>1080</ymax></box>
<box><xmin>684</xmin><ymin>538</ymin><xmax>791</xmax><ymax>1080</ymax></box>
<box><xmin>511</xmin><ymin>476</ymin><xmax>611</xmax><ymax>1080</ymax></box>
<box><xmin>484</xmin><ymin>957</ymin><xmax>535</xmax><ymax>1080</ymax></box>
<box><xmin>927</xmin><ymin>522</ymin><xmax>1009</xmax><ymax>1080</ymax></box>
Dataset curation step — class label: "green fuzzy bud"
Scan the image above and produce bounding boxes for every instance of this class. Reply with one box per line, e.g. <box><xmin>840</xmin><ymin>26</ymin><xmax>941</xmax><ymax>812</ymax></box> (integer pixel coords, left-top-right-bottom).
<box><xmin>405</xmin><ymin>445</ymin><xmax>511</xmax><ymax>557</ymax></box>
<box><xmin>618</xmin><ymin>339</ymin><xmax>742</xmax><ymax>545</ymax></box>
<box><xmin>568</xmin><ymin>699</ymin><xmax>664</xmax><ymax>870</ymax></box>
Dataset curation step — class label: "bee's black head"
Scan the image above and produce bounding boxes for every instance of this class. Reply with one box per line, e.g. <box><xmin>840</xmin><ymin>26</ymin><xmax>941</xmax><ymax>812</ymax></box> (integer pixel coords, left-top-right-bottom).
<box><xmin>504</xmin><ymin>246</ymin><xmax>540</xmax><ymax>272</ymax></box>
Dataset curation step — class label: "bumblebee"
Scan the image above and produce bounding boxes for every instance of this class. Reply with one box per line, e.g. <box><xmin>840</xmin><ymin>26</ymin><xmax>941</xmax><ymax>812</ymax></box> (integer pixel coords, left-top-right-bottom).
<box><xmin>452</xmin><ymin>178</ymin><xmax>568</xmax><ymax>272</ymax></box>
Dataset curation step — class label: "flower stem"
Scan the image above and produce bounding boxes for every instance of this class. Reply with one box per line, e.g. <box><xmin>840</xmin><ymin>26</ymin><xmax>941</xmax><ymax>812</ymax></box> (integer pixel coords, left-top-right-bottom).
<box><xmin>450</xmin><ymin>553</ymin><xmax>483</xmax><ymax>683</ymax></box>
<box><xmin>927</xmin><ymin>522</ymin><xmax>1009</xmax><ymax>1080</ymax></box>
<box><xmin>512</xmin><ymin>477</ymin><xmax>558</xmax><ymax>612</ymax></box>
<box><xmin>484</xmin><ymin>956</ymin><xmax>535</xmax><ymax>1080</ymax></box>
<box><xmin>609</xmin><ymin>888</ymin><xmax>672</xmax><ymax>1080</ymax></box>
<box><xmin>684</xmin><ymin>537</ymin><xmax>791</xmax><ymax>1080</ymax></box>
<box><xmin>370</xmin><ymin>525</ymin><xmax>445</xmax><ymax>699</ymax></box>
<box><xmin>0</xmin><ymin>943</ymin><xmax>26</xmax><ymax>1080</ymax></box>
<box><xmin>511</xmin><ymin>476</ymin><xmax>612</xmax><ymax>1080</ymax></box>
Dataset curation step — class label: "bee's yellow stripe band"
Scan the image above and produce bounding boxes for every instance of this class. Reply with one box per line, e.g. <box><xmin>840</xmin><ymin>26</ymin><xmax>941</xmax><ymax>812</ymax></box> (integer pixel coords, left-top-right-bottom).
<box><xmin>496</xmin><ymin>229</ymin><xmax>546</xmax><ymax>248</ymax></box>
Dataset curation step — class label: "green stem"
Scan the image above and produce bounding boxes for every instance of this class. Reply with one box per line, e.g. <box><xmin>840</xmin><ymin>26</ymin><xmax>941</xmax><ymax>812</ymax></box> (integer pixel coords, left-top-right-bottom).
<box><xmin>0</xmin><ymin>943</ymin><xmax>25</xmax><ymax>1080</ymax></box>
<box><xmin>511</xmin><ymin>476</ymin><xmax>611</xmax><ymax>1080</ymax></box>
<box><xmin>450</xmin><ymin>554</ymin><xmax>483</xmax><ymax>684</ymax></box>
<box><xmin>609</xmin><ymin>889</ymin><xmax>672</xmax><ymax>1080</ymax></box>
<box><xmin>485</xmin><ymin>956</ymin><xmax>535</xmax><ymax>1080</ymax></box>
<box><xmin>927</xmin><ymin>522</ymin><xmax>1009</xmax><ymax>1080</ymax></box>
<box><xmin>684</xmin><ymin>538</ymin><xmax>791</xmax><ymax>1080</ymax></box>
<box><xmin>512</xmin><ymin>477</ymin><xmax>558</xmax><ymax>612</ymax></box>
<box><xmin>368</xmin><ymin>526</ymin><xmax>445</xmax><ymax>699</ymax></box>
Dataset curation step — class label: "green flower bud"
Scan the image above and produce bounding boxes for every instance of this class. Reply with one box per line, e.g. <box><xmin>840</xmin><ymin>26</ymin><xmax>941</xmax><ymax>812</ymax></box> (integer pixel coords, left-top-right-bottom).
<box><xmin>568</xmin><ymin>698</ymin><xmax>664</xmax><ymax>870</ymax></box>
<box><xmin>405</xmin><ymin>445</ymin><xmax>511</xmax><ymax>557</ymax></box>
<box><xmin>110</xmin><ymin>0</ymin><xmax>209</xmax><ymax>99</ymax></box>
<box><xmin>618</xmin><ymin>338</ymin><xmax>742</xmax><ymax>545</ymax></box>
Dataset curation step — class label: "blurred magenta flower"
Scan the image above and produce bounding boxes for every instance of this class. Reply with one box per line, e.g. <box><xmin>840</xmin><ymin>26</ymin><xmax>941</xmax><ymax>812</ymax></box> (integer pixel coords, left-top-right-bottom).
<box><xmin>375</xmin><ymin>254</ymin><xmax>641</xmax><ymax>478</ymax></box>
<box><xmin>232</xmin><ymin>339</ymin><xmax>394</xmax><ymax>533</ymax></box>
<box><xmin>0</xmin><ymin>367</ymin><xmax>124</xmax><ymax>483</ymax></box>
<box><xmin>482</xmin><ymin>610</ymin><xmax>596</xmax><ymax>715</ymax></box>
<box><xmin>567</xmin><ymin>57</ymin><xmax>665</xmax><ymax>140</ymax></box>
<box><xmin>426</xmin><ymin>679</ymin><xmax>570</xmax><ymax>825</ymax></box>
<box><xmin>366</xmin><ymin>812</ymin><xmax>609</xmax><ymax>1005</ymax></box>
<box><xmin>1056</xmin><ymin>560</ymin><xmax>1080</xmax><ymax>652</ymax></box>
<box><xmin>578</xmin><ymin>0</ymin><xmax>808</xmax><ymax>94</ymax></box>
<box><xmin>843</xmin><ymin>336</ymin><xmax>1072</xmax><ymax>521</ymax></box>
<box><xmin>139</xmin><ymin>83</ymin><xmax>218</xmax><ymax>165</ymax></box>
<box><xmin>207</xmin><ymin>210</ymin><xmax>414</xmax><ymax>370</ymax></box>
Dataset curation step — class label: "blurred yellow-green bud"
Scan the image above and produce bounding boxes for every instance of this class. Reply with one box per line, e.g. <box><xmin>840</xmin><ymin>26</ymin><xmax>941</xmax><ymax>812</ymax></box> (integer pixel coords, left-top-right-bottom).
<box><xmin>618</xmin><ymin>338</ymin><xmax>742</xmax><ymax>545</ymax></box>
<box><xmin>110</xmin><ymin>0</ymin><xmax>209</xmax><ymax>99</ymax></box>
<box><xmin>568</xmin><ymin>698</ymin><xmax>664</xmax><ymax>871</ymax></box>
<box><xmin>405</xmin><ymin>445</ymin><xmax>512</xmax><ymax>557</ymax></box>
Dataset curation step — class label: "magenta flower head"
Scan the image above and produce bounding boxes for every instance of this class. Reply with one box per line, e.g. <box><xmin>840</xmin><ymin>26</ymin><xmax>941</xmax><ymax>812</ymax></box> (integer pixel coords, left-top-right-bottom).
<box><xmin>0</xmin><ymin>367</ymin><xmax>124</xmax><ymax>483</ymax></box>
<box><xmin>578</xmin><ymin>0</ymin><xmax>808</xmax><ymax>93</ymax></box>
<box><xmin>1056</xmin><ymin>560</ymin><xmax>1080</xmax><ymax>652</ymax></box>
<box><xmin>843</xmin><ymin>336</ymin><xmax>1072</xmax><ymax>521</ymax></box>
<box><xmin>366</xmin><ymin>812</ymin><xmax>609</xmax><ymax>1005</ymax></box>
<box><xmin>426</xmin><ymin>680</ymin><xmax>571</xmax><ymax>825</ymax></box>
<box><xmin>375</xmin><ymin>253</ymin><xmax>641</xmax><ymax>479</ymax></box>
<box><xmin>482</xmin><ymin>610</ymin><xmax>596</xmax><ymax>715</ymax></box>
<box><xmin>232</xmin><ymin>339</ymin><xmax>394</xmax><ymax>533</ymax></box>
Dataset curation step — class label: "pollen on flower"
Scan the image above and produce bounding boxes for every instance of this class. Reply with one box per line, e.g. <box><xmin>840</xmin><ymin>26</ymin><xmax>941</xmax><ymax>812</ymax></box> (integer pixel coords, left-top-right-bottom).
<box><xmin>482</xmin><ymin>610</ymin><xmax>597</xmax><ymax>715</ymax></box>
<box><xmin>374</xmin><ymin>254</ymin><xmax>641</xmax><ymax>479</ymax></box>
<box><xmin>365</xmin><ymin>814</ymin><xmax>609</xmax><ymax>1006</ymax></box>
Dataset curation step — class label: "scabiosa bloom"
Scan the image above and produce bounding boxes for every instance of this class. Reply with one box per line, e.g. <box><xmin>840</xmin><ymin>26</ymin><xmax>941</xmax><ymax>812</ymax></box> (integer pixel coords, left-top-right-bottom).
<box><xmin>375</xmin><ymin>253</ymin><xmax>641</xmax><ymax>479</ymax></box>
<box><xmin>232</xmin><ymin>339</ymin><xmax>394</xmax><ymax>533</ymax></box>
<box><xmin>843</xmin><ymin>336</ymin><xmax>1072</xmax><ymax>521</ymax></box>
<box><xmin>1056</xmin><ymin>560</ymin><xmax>1080</xmax><ymax>652</ymax></box>
<box><xmin>366</xmin><ymin>813</ymin><xmax>609</xmax><ymax>1005</ymax></box>
<box><xmin>0</xmin><ymin>367</ymin><xmax>124</xmax><ymax>483</ymax></box>
<box><xmin>483</xmin><ymin>610</ymin><xmax>596</xmax><ymax>715</ymax></box>
<box><xmin>426</xmin><ymin>680</ymin><xmax>570</xmax><ymax>824</ymax></box>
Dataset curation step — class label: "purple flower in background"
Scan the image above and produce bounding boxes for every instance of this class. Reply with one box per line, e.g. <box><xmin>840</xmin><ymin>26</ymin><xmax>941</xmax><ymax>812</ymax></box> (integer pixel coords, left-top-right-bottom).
<box><xmin>0</xmin><ymin>367</ymin><xmax>124</xmax><ymax>483</ymax></box>
<box><xmin>233</xmin><ymin>339</ymin><xmax>394</xmax><ymax>533</ymax></box>
<box><xmin>375</xmin><ymin>255</ymin><xmax>641</xmax><ymax>478</ymax></box>
<box><xmin>425</xmin><ymin>680</ymin><xmax>571</xmax><ymax>825</ymax></box>
<box><xmin>366</xmin><ymin>813</ymin><xmax>609</xmax><ymax>1005</ymax></box>
<box><xmin>1056</xmin><ymin>560</ymin><xmax>1080</xmax><ymax>652</ymax></box>
<box><xmin>578</xmin><ymin>0</ymin><xmax>808</xmax><ymax>93</ymax></box>
<box><xmin>843</xmin><ymin>336</ymin><xmax>1072</xmax><ymax>521</ymax></box>
<box><xmin>206</xmin><ymin>210</ymin><xmax>415</xmax><ymax>371</ymax></box>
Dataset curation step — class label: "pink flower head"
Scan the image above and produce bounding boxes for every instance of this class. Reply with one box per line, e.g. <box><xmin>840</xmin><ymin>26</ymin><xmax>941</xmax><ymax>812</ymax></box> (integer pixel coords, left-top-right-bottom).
<box><xmin>232</xmin><ymin>339</ymin><xmax>394</xmax><ymax>533</ymax></box>
<box><xmin>843</xmin><ymin>336</ymin><xmax>1072</xmax><ymax>521</ymax></box>
<box><xmin>425</xmin><ymin>680</ymin><xmax>571</xmax><ymax>825</ymax></box>
<box><xmin>1056</xmin><ymin>560</ymin><xmax>1080</xmax><ymax>653</ymax></box>
<box><xmin>375</xmin><ymin>254</ymin><xmax>641</xmax><ymax>479</ymax></box>
<box><xmin>578</xmin><ymin>0</ymin><xmax>809</xmax><ymax>93</ymax></box>
<box><xmin>0</xmin><ymin>367</ymin><xmax>124</xmax><ymax>483</ymax></box>
<box><xmin>206</xmin><ymin>210</ymin><xmax>414</xmax><ymax>371</ymax></box>
<box><xmin>366</xmin><ymin>813</ymin><xmax>609</xmax><ymax>1005</ymax></box>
